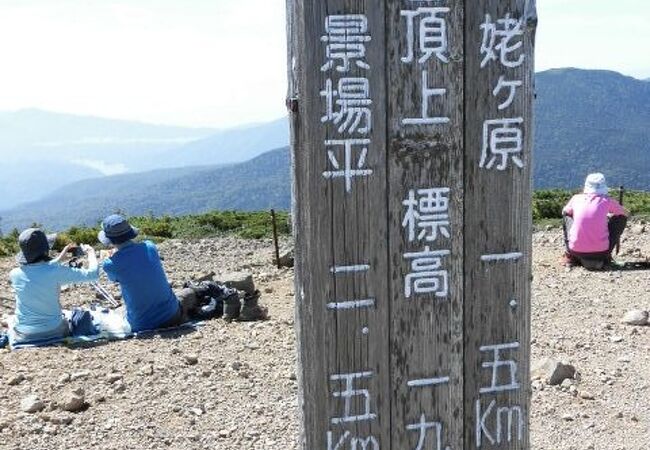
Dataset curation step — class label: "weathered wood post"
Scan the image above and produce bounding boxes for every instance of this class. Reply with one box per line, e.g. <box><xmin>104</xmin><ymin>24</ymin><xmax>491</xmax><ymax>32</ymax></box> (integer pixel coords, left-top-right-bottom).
<box><xmin>270</xmin><ymin>209</ymin><xmax>282</xmax><ymax>268</ymax></box>
<box><xmin>287</xmin><ymin>0</ymin><xmax>537</xmax><ymax>448</ymax></box>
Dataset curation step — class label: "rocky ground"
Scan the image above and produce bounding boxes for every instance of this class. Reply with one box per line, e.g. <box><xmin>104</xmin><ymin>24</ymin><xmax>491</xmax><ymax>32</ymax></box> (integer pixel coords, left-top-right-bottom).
<box><xmin>0</xmin><ymin>225</ymin><xmax>648</xmax><ymax>450</ymax></box>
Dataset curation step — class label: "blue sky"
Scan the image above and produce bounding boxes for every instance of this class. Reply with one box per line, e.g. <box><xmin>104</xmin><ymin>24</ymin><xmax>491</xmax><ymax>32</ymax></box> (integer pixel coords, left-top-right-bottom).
<box><xmin>0</xmin><ymin>0</ymin><xmax>647</xmax><ymax>128</ymax></box>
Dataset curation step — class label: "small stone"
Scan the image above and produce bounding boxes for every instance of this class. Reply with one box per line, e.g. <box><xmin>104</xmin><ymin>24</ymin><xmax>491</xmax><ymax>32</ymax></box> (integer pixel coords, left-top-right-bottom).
<box><xmin>106</xmin><ymin>373</ymin><xmax>123</xmax><ymax>384</ymax></box>
<box><xmin>561</xmin><ymin>414</ymin><xmax>574</xmax><ymax>421</ymax></box>
<box><xmin>50</xmin><ymin>413</ymin><xmax>74</xmax><ymax>425</ymax></box>
<box><xmin>631</xmin><ymin>224</ymin><xmax>646</xmax><ymax>235</ymax></box>
<box><xmin>189</xmin><ymin>407</ymin><xmax>204</xmax><ymax>416</ymax></box>
<box><xmin>193</xmin><ymin>271</ymin><xmax>216</xmax><ymax>282</ymax></box>
<box><xmin>609</xmin><ymin>335</ymin><xmax>624</xmax><ymax>343</ymax></box>
<box><xmin>70</xmin><ymin>371</ymin><xmax>90</xmax><ymax>381</ymax></box>
<box><xmin>184</xmin><ymin>354</ymin><xmax>199</xmax><ymax>366</ymax></box>
<box><xmin>58</xmin><ymin>373</ymin><xmax>71</xmax><ymax>384</ymax></box>
<box><xmin>579</xmin><ymin>391</ymin><xmax>595</xmax><ymax>400</ymax></box>
<box><xmin>277</xmin><ymin>249</ymin><xmax>294</xmax><ymax>268</ymax></box>
<box><xmin>43</xmin><ymin>424</ymin><xmax>58</xmax><ymax>434</ymax></box>
<box><xmin>139</xmin><ymin>364</ymin><xmax>154</xmax><ymax>376</ymax></box>
<box><xmin>21</xmin><ymin>395</ymin><xmax>45</xmax><ymax>414</ymax></box>
<box><xmin>264</xmin><ymin>287</ymin><xmax>274</xmax><ymax>294</ymax></box>
<box><xmin>531</xmin><ymin>358</ymin><xmax>576</xmax><ymax>386</ymax></box>
<box><xmin>7</xmin><ymin>374</ymin><xmax>25</xmax><ymax>386</ymax></box>
<box><xmin>60</xmin><ymin>388</ymin><xmax>86</xmax><ymax>413</ymax></box>
<box><xmin>621</xmin><ymin>310</ymin><xmax>649</xmax><ymax>326</ymax></box>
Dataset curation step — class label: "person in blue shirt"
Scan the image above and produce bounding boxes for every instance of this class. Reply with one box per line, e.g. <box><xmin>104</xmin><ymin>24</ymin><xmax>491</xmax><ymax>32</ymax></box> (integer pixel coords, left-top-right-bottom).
<box><xmin>10</xmin><ymin>229</ymin><xmax>99</xmax><ymax>344</ymax></box>
<box><xmin>99</xmin><ymin>215</ymin><xmax>182</xmax><ymax>332</ymax></box>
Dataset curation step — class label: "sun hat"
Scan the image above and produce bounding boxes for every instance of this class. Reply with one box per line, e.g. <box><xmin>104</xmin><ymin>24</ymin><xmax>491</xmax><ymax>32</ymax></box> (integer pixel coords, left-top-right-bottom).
<box><xmin>16</xmin><ymin>228</ymin><xmax>57</xmax><ymax>265</ymax></box>
<box><xmin>583</xmin><ymin>173</ymin><xmax>608</xmax><ymax>196</ymax></box>
<box><xmin>98</xmin><ymin>214</ymin><xmax>139</xmax><ymax>246</ymax></box>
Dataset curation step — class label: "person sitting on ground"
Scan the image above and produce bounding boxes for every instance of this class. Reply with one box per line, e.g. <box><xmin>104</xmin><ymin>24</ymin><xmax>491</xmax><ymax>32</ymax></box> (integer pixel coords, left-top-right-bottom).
<box><xmin>99</xmin><ymin>214</ymin><xmax>184</xmax><ymax>332</ymax></box>
<box><xmin>10</xmin><ymin>228</ymin><xmax>98</xmax><ymax>344</ymax></box>
<box><xmin>562</xmin><ymin>173</ymin><xmax>629</xmax><ymax>270</ymax></box>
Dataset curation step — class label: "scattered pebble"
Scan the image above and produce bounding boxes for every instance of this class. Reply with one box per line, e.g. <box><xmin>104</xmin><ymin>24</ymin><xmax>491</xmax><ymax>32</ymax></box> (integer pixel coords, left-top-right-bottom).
<box><xmin>6</xmin><ymin>373</ymin><xmax>25</xmax><ymax>386</ymax></box>
<box><xmin>184</xmin><ymin>354</ymin><xmax>199</xmax><ymax>366</ymax></box>
<box><xmin>20</xmin><ymin>395</ymin><xmax>45</xmax><ymax>414</ymax></box>
<box><xmin>621</xmin><ymin>309</ymin><xmax>649</xmax><ymax>326</ymax></box>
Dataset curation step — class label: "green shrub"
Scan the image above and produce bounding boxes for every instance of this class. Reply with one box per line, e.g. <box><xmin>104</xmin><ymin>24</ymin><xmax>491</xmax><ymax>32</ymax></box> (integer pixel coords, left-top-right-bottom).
<box><xmin>133</xmin><ymin>216</ymin><xmax>174</xmax><ymax>238</ymax></box>
<box><xmin>49</xmin><ymin>227</ymin><xmax>100</xmax><ymax>251</ymax></box>
<box><xmin>532</xmin><ymin>189</ymin><xmax>650</xmax><ymax>221</ymax></box>
<box><xmin>0</xmin><ymin>238</ymin><xmax>17</xmax><ymax>257</ymax></box>
<box><xmin>532</xmin><ymin>190</ymin><xmax>572</xmax><ymax>220</ymax></box>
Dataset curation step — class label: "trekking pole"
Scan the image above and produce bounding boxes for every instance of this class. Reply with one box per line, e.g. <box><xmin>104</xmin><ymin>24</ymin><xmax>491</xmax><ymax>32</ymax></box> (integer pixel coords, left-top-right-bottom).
<box><xmin>561</xmin><ymin>213</ymin><xmax>570</xmax><ymax>253</ymax></box>
<box><xmin>615</xmin><ymin>185</ymin><xmax>625</xmax><ymax>255</ymax></box>
<box><xmin>271</xmin><ymin>209</ymin><xmax>281</xmax><ymax>269</ymax></box>
<box><xmin>91</xmin><ymin>282</ymin><xmax>119</xmax><ymax>308</ymax></box>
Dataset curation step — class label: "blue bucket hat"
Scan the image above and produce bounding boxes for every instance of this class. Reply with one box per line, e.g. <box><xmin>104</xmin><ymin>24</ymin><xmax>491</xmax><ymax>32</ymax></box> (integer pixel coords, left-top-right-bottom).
<box><xmin>98</xmin><ymin>214</ymin><xmax>139</xmax><ymax>246</ymax></box>
<box><xmin>16</xmin><ymin>228</ymin><xmax>57</xmax><ymax>265</ymax></box>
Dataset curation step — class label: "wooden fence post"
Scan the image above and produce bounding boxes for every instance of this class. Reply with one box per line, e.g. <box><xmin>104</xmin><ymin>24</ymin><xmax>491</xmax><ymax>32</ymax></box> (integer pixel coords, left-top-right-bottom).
<box><xmin>270</xmin><ymin>209</ymin><xmax>281</xmax><ymax>268</ymax></box>
<box><xmin>288</xmin><ymin>0</ymin><xmax>537</xmax><ymax>448</ymax></box>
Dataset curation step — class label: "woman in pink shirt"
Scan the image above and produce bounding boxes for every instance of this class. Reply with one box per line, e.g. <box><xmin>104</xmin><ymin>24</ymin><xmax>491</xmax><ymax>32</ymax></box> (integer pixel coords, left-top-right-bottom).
<box><xmin>562</xmin><ymin>173</ymin><xmax>628</xmax><ymax>269</ymax></box>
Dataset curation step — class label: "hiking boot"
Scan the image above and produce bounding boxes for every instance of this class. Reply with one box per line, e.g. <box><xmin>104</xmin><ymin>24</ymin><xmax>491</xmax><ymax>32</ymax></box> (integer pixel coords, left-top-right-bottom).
<box><xmin>222</xmin><ymin>293</ymin><xmax>241</xmax><ymax>322</ymax></box>
<box><xmin>198</xmin><ymin>297</ymin><xmax>223</xmax><ymax>320</ymax></box>
<box><xmin>239</xmin><ymin>290</ymin><xmax>267</xmax><ymax>322</ymax></box>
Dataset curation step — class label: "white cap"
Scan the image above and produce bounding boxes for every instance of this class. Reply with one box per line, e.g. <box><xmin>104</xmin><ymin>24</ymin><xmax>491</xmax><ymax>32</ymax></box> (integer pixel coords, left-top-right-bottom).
<box><xmin>584</xmin><ymin>173</ymin><xmax>608</xmax><ymax>195</ymax></box>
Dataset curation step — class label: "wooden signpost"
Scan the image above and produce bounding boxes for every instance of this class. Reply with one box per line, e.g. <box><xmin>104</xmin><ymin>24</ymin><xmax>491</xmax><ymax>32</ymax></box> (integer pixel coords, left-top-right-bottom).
<box><xmin>287</xmin><ymin>0</ymin><xmax>537</xmax><ymax>448</ymax></box>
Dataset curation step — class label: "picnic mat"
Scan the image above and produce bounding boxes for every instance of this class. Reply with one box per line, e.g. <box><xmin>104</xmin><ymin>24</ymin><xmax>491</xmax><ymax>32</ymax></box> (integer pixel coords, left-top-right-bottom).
<box><xmin>5</xmin><ymin>308</ymin><xmax>201</xmax><ymax>350</ymax></box>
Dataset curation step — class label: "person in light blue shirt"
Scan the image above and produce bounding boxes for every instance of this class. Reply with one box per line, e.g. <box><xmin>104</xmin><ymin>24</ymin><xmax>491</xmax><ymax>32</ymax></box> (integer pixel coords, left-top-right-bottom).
<box><xmin>99</xmin><ymin>215</ymin><xmax>182</xmax><ymax>332</ymax></box>
<box><xmin>10</xmin><ymin>229</ymin><xmax>99</xmax><ymax>344</ymax></box>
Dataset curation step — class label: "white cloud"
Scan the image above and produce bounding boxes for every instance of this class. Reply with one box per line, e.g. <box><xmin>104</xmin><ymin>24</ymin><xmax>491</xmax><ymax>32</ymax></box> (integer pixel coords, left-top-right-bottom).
<box><xmin>71</xmin><ymin>158</ymin><xmax>128</xmax><ymax>176</ymax></box>
<box><xmin>0</xmin><ymin>0</ymin><xmax>647</xmax><ymax>128</ymax></box>
<box><xmin>0</xmin><ymin>0</ymin><xmax>288</xmax><ymax>128</ymax></box>
<box><xmin>536</xmin><ymin>0</ymin><xmax>650</xmax><ymax>78</ymax></box>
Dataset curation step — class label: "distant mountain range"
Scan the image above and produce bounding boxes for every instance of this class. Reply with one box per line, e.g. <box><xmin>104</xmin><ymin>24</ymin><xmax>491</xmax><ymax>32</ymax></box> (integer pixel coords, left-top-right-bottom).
<box><xmin>0</xmin><ymin>148</ymin><xmax>290</xmax><ymax>231</ymax></box>
<box><xmin>534</xmin><ymin>68</ymin><xmax>650</xmax><ymax>190</ymax></box>
<box><xmin>1</xmin><ymin>68</ymin><xmax>648</xmax><ymax>232</ymax></box>
<box><xmin>0</xmin><ymin>110</ymin><xmax>288</xmax><ymax>210</ymax></box>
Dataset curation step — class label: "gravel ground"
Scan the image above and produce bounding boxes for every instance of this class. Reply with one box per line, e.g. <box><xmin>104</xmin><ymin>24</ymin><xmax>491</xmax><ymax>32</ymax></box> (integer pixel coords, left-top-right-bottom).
<box><xmin>0</xmin><ymin>225</ymin><xmax>648</xmax><ymax>449</ymax></box>
<box><xmin>529</xmin><ymin>222</ymin><xmax>650</xmax><ymax>450</ymax></box>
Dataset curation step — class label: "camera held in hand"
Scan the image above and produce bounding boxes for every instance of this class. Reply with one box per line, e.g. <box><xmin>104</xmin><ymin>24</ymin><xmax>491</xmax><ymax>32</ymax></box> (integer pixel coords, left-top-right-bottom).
<box><xmin>68</xmin><ymin>245</ymin><xmax>86</xmax><ymax>268</ymax></box>
<box><xmin>70</xmin><ymin>246</ymin><xmax>86</xmax><ymax>258</ymax></box>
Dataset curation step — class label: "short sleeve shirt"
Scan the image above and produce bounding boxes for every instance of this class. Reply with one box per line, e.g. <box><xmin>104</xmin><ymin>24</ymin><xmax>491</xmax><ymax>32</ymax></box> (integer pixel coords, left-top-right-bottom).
<box><xmin>102</xmin><ymin>241</ymin><xmax>178</xmax><ymax>332</ymax></box>
<box><xmin>563</xmin><ymin>194</ymin><xmax>626</xmax><ymax>253</ymax></box>
<box><xmin>11</xmin><ymin>261</ymin><xmax>99</xmax><ymax>335</ymax></box>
